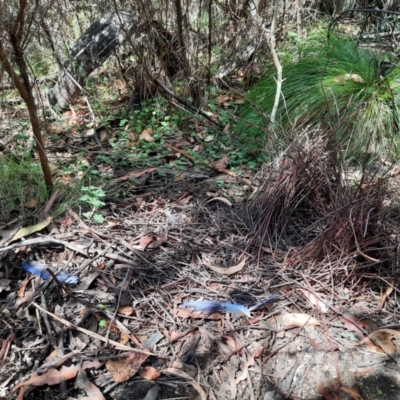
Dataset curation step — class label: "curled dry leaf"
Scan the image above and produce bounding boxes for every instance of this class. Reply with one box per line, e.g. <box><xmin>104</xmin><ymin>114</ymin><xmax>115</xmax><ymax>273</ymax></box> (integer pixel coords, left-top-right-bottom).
<box><xmin>368</xmin><ymin>329</ymin><xmax>400</xmax><ymax>356</ymax></box>
<box><xmin>207</xmin><ymin>196</ymin><xmax>232</xmax><ymax>206</ymax></box>
<box><xmin>267</xmin><ymin>313</ymin><xmax>320</xmax><ymax>330</ymax></box>
<box><xmin>118</xmin><ymin>305</ymin><xmax>133</xmax><ymax>316</ymax></box>
<box><xmin>379</xmin><ymin>284</ymin><xmax>394</xmax><ymax>310</ymax></box>
<box><xmin>139</xmin><ymin>233</ymin><xmax>166</xmax><ymax>250</ymax></box>
<box><xmin>140</xmin><ymin>366</ymin><xmax>161</xmax><ymax>381</ymax></box>
<box><xmin>112</xmin><ymin>167</ymin><xmax>157</xmax><ymax>182</ymax></box>
<box><xmin>203</xmin><ymin>259</ymin><xmax>245</xmax><ymax>276</ymax></box>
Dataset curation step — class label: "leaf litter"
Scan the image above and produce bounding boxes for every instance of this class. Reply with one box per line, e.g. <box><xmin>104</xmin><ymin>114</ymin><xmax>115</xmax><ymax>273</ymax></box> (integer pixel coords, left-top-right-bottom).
<box><xmin>1</xmin><ymin>136</ymin><xmax>400</xmax><ymax>399</ymax></box>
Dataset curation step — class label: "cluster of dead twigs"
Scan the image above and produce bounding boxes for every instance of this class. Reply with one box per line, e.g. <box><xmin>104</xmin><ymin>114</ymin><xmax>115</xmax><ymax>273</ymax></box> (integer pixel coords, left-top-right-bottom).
<box><xmin>246</xmin><ymin>133</ymin><xmax>399</xmax><ymax>286</ymax></box>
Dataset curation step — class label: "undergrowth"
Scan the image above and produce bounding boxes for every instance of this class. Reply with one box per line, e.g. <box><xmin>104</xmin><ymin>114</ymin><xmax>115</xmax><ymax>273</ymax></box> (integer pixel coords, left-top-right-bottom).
<box><xmin>239</xmin><ymin>34</ymin><xmax>400</xmax><ymax>161</ymax></box>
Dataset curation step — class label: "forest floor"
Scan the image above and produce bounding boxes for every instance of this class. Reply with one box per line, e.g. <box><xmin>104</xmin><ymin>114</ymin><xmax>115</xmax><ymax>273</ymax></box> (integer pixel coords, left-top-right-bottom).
<box><xmin>1</xmin><ymin>88</ymin><xmax>400</xmax><ymax>400</ymax></box>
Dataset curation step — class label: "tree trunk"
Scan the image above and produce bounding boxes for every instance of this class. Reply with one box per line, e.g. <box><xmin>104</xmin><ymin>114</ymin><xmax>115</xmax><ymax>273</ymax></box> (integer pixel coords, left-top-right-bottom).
<box><xmin>47</xmin><ymin>11</ymin><xmax>140</xmax><ymax>109</ymax></box>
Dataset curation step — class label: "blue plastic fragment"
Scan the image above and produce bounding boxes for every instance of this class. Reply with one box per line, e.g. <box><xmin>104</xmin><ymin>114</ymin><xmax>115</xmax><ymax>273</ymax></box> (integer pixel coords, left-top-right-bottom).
<box><xmin>21</xmin><ymin>261</ymin><xmax>78</xmax><ymax>284</ymax></box>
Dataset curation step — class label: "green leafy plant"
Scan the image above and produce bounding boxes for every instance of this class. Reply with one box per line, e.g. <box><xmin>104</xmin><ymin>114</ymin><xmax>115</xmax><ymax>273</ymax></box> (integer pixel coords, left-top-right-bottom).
<box><xmin>79</xmin><ymin>185</ymin><xmax>106</xmax><ymax>223</ymax></box>
<box><xmin>239</xmin><ymin>34</ymin><xmax>400</xmax><ymax>160</ymax></box>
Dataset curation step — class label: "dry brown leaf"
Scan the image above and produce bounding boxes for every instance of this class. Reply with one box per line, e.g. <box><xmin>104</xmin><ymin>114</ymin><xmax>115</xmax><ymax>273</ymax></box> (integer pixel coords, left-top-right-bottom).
<box><xmin>224</xmin><ymin>335</ymin><xmax>237</xmax><ymax>350</ymax></box>
<box><xmin>175</xmin><ymin>194</ymin><xmax>193</xmax><ymax>205</ymax></box>
<box><xmin>216</xmin><ymin>95</ymin><xmax>231</xmax><ymax>104</ymax></box>
<box><xmin>162</xmin><ymin>368</ymin><xmax>207</xmax><ymax>400</ymax></box>
<box><xmin>340</xmin><ymin>315</ymin><xmax>378</xmax><ymax>338</ymax></box>
<box><xmin>17</xmin><ymin>279</ymin><xmax>31</xmax><ymax>298</ymax></box>
<box><xmin>317</xmin><ymin>383</ymin><xmax>341</xmax><ymax>400</ymax></box>
<box><xmin>203</xmin><ymin>259</ymin><xmax>245</xmax><ymax>276</ymax></box>
<box><xmin>47</xmin><ymin>123</ymin><xmax>62</xmax><ymax>134</ymax></box>
<box><xmin>267</xmin><ymin>313</ymin><xmax>320</xmax><ymax>329</ymax></box>
<box><xmin>214</xmin><ymin>156</ymin><xmax>229</xmax><ymax>170</ymax></box>
<box><xmin>140</xmin><ymin>366</ymin><xmax>161</xmax><ymax>381</ymax></box>
<box><xmin>139</xmin><ymin>234</ymin><xmax>166</xmax><ymax>250</ymax></box>
<box><xmin>207</xmin><ymin>283</ymin><xmax>221</xmax><ymax>291</ymax></box>
<box><xmin>9</xmin><ymin>216</ymin><xmax>52</xmax><ymax>243</ymax></box>
<box><xmin>106</xmin><ymin>352</ymin><xmax>149</xmax><ymax>382</ymax></box>
<box><xmin>118</xmin><ymin>305</ymin><xmax>133</xmax><ymax>316</ymax></box>
<box><xmin>24</xmin><ymin>198</ymin><xmax>38</xmax><ymax>209</ymax></box>
<box><xmin>120</xmin><ymin>332</ymin><xmax>130</xmax><ymax>345</ymax></box>
<box><xmin>217</xmin><ymin>341</ymin><xmax>235</xmax><ymax>356</ymax></box>
<box><xmin>112</xmin><ymin>167</ymin><xmax>157</xmax><ymax>182</ymax></box>
<box><xmin>379</xmin><ymin>284</ymin><xmax>394</xmax><ymax>310</ymax></box>
<box><xmin>368</xmin><ymin>329</ymin><xmax>400</xmax><ymax>356</ymax></box>
<box><xmin>139</xmin><ymin>128</ymin><xmax>154</xmax><ymax>142</ymax></box>
<box><xmin>340</xmin><ymin>316</ymin><xmax>382</xmax><ymax>353</ymax></box>
<box><xmin>75</xmin><ymin>368</ymin><xmax>105</xmax><ymax>400</ymax></box>
<box><xmin>12</xmin><ymin>365</ymin><xmax>80</xmax><ymax>392</ymax></box>
<box><xmin>250</xmin><ymin>341</ymin><xmax>264</xmax><ymax>358</ymax></box>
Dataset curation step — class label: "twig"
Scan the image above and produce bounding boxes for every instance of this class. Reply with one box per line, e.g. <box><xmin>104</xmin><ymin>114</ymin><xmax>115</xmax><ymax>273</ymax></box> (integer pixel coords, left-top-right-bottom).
<box><xmin>31</xmin><ymin>302</ymin><xmax>156</xmax><ymax>355</ymax></box>
<box><xmin>269</xmin><ymin>0</ymin><xmax>282</xmax><ymax>126</ymax></box>
<box><xmin>154</xmin><ymin>78</ymin><xmax>222</xmax><ymax>128</ymax></box>
<box><xmin>0</xmin><ymin>237</ymin><xmax>90</xmax><ymax>256</ymax></box>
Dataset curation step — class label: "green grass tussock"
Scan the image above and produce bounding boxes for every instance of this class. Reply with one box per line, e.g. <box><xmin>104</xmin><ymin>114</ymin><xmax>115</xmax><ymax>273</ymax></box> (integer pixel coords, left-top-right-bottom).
<box><xmin>239</xmin><ymin>34</ymin><xmax>400</xmax><ymax>160</ymax></box>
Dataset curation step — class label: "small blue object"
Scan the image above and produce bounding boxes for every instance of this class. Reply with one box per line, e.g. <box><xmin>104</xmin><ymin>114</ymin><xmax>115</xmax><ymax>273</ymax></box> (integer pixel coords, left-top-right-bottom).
<box><xmin>183</xmin><ymin>300</ymin><xmax>251</xmax><ymax>317</ymax></box>
<box><xmin>248</xmin><ymin>293</ymin><xmax>279</xmax><ymax>311</ymax></box>
<box><xmin>182</xmin><ymin>294</ymin><xmax>278</xmax><ymax>318</ymax></box>
<box><xmin>22</xmin><ymin>261</ymin><xmax>78</xmax><ymax>284</ymax></box>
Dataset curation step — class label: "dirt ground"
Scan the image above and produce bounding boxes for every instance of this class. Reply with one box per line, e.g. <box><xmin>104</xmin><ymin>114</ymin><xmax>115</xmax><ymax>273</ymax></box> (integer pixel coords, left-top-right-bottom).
<box><xmin>1</xmin><ymin>164</ymin><xmax>400</xmax><ymax>400</ymax></box>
